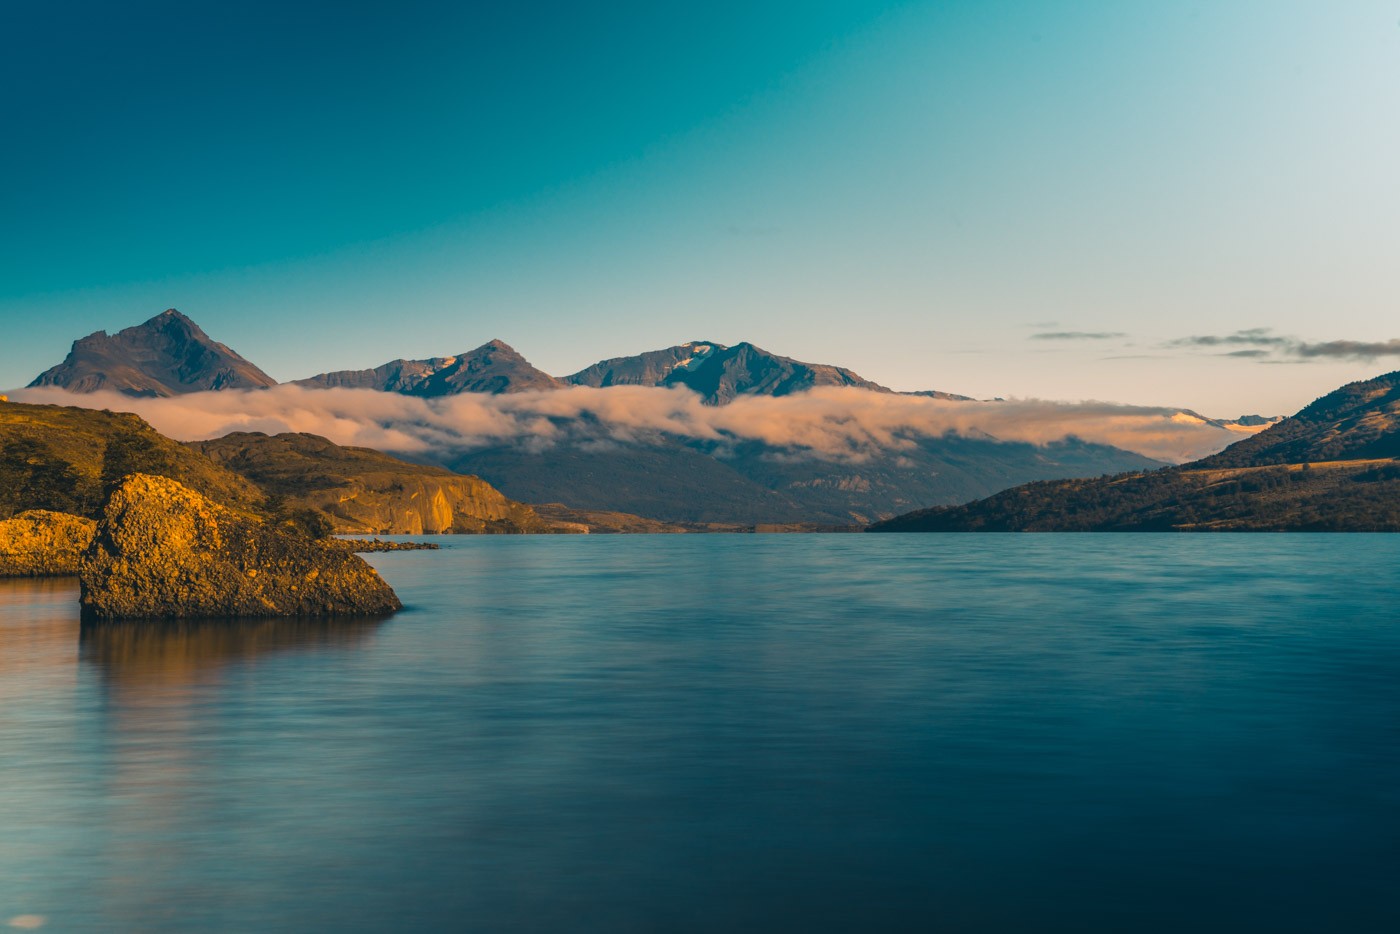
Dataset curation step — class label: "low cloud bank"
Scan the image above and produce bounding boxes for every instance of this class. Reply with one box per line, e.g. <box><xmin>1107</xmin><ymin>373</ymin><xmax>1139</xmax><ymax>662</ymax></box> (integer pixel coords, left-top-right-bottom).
<box><xmin>12</xmin><ymin>385</ymin><xmax>1247</xmax><ymax>464</ymax></box>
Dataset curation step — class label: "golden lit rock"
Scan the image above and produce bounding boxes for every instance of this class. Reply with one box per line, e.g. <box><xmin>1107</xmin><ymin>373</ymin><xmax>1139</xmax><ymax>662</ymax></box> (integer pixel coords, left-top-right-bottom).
<box><xmin>80</xmin><ymin>474</ymin><xmax>401</xmax><ymax>619</ymax></box>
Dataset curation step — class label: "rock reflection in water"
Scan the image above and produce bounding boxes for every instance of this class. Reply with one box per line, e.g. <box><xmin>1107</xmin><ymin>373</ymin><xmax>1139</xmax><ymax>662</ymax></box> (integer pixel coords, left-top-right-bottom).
<box><xmin>80</xmin><ymin>615</ymin><xmax>385</xmax><ymax>692</ymax></box>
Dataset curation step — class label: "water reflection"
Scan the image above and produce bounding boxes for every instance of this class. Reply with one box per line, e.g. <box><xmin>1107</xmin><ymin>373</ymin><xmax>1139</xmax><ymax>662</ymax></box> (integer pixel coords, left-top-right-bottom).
<box><xmin>80</xmin><ymin>615</ymin><xmax>385</xmax><ymax>691</ymax></box>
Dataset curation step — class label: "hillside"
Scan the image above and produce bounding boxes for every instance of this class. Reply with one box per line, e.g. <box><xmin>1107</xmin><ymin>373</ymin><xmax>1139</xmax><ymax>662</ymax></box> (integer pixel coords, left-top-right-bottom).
<box><xmin>870</xmin><ymin>371</ymin><xmax>1400</xmax><ymax>532</ymax></box>
<box><xmin>0</xmin><ymin>401</ymin><xmax>577</xmax><ymax>535</ymax></box>
<box><xmin>189</xmin><ymin>432</ymin><xmax>566</xmax><ymax>534</ymax></box>
<box><xmin>0</xmin><ymin>400</ymin><xmax>266</xmax><ymax>520</ymax></box>
<box><xmin>451</xmin><ymin>433</ymin><xmax>1163</xmax><ymax>525</ymax></box>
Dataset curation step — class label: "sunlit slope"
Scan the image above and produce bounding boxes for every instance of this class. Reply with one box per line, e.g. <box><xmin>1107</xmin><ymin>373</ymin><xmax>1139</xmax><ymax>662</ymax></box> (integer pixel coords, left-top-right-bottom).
<box><xmin>0</xmin><ymin>400</ymin><xmax>265</xmax><ymax>519</ymax></box>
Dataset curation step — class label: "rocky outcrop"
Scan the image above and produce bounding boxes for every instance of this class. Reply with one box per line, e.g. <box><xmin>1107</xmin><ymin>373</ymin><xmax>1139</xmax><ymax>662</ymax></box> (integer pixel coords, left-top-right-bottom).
<box><xmin>0</xmin><ymin>510</ymin><xmax>97</xmax><ymax>576</ymax></box>
<box><xmin>80</xmin><ymin>474</ymin><xmax>401</xmax><ymax>619</ymax></box>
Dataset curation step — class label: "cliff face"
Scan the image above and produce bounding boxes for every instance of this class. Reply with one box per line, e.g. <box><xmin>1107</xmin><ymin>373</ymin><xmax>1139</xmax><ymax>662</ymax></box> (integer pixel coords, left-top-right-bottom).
<box><xmin>0</xmin><ymin>510</ymin><xmax>97</xmax><ymax>576</ymax></box>
<box><xmin>190</xmin><ymin>431</ymin><xmax>562</xmax><ymax>534</ymax></box>
<box><xmin>300</xmin><ymin>472</ymin><xmax>551</xmax><ymax>534</ymax></box>
<box><xmin>81</xmin><ymin>474</ymin><xmax>401</xmax><ymax>619</ymax></box>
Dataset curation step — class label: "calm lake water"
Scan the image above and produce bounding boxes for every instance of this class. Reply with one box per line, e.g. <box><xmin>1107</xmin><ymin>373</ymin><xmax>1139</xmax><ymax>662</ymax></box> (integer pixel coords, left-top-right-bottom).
<box><xmin>3</xmin><ymin>535</ymin><xmax>1400</xmax><ymax>932</ymax></box>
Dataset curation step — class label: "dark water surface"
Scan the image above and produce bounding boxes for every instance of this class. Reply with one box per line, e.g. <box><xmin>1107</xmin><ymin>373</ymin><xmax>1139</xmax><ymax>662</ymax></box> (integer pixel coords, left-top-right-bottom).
<box><xmin>3</xmin><ymin>535</ymin><xmax>1400</xmax><ymax>932</ymax></box>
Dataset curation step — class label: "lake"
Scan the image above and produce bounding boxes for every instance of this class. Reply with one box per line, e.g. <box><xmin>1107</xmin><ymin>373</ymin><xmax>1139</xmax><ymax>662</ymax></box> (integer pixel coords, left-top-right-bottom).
<box><xmin>3</xmin><ymin>534</ymin><xmax>1400</xmax><ymax>932</ymax></box>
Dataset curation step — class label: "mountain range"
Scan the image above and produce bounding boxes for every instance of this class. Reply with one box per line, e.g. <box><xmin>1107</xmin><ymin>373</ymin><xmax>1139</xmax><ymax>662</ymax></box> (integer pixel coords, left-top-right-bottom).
<box><xmin>32</xmin><ymin>310</ymin><xmax>978</xmax><ymax>404</ymax></box>
<box><xmin>870</xmin><ymin>370</ymin><xmax>1400</xmax><ymax>532</ymax></box>
<box><xmin>19</xmin><ymin>309</ymin><xmax>1267</xmax><ymax>524</ymax></box>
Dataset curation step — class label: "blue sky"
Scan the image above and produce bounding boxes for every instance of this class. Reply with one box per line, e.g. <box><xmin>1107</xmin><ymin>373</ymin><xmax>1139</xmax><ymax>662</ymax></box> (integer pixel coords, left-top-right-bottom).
<box><xmin>3</xmin><ymin>1</ymin><xmax>1398</xmax><ymax>415</ymax></box>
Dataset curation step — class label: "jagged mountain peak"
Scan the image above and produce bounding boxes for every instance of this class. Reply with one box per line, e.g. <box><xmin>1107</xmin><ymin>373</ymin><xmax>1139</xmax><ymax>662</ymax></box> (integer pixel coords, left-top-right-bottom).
<box><xmin>293</xmin><ymin>338</ymin><xmax>564</xmax><ymax>396</ymax></box>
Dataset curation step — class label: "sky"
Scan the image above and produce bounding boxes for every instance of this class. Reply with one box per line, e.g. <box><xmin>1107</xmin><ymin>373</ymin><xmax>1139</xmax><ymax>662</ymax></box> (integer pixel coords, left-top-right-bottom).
<box><xmin>2</xmin><ymin>0</ymin><xmax>1398</xmax><ymax>416</ymax></box>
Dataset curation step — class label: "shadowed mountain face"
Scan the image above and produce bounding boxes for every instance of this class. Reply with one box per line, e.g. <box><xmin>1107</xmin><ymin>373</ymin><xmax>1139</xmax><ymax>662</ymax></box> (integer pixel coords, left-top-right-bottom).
<box><xmin>28</xmin><ymin>309</ymin><xmax>277</xmax><ymax>397</ymax></box>
<box><xmin>871</xmin><ymin>370</ymin><xmax>1400</xmax><ymax>532</ymax></box>
<box><xmin>565</xmin><ymin>340</ymin><xmax>891</xmax><ymax>404</ymax></box>
<box><xmin>449</xmin><ymin>433</ymin><xmax>1163</xmax><ymax>526</ymax></box>
<box><xmin>293</xmin><ymin>340</ymin><xmax>564</xmax><ymax>395</ymax></box>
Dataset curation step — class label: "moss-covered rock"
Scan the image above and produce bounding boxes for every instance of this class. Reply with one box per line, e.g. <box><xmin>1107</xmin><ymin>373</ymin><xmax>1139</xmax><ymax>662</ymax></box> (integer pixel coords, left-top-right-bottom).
<box><xmin>81</xmin><ymin>474</ymin><xmax>402</xmax><ymax>619</ymax></box>
<box><xmin>0</xmin><ymin>510</ymin><xmax>97</xmax><ymax>576</ymax></box>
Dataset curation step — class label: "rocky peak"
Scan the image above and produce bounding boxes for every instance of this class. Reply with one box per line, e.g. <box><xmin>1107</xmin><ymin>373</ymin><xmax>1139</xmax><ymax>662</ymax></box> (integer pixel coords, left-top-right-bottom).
<box><xmin>29</xmin><ymin>309</ymin><xmax>277</xmax><ymax>397</ymax></box>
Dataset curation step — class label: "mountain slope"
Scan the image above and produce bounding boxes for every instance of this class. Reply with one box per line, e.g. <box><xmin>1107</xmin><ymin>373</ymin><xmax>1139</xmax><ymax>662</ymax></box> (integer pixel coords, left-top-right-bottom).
<box><xmin>1194</xmin><ymin>373</ymin><xmax>1400</xmax><ymax>467</ymax></box>
<box><xmin>448</xmin><ymin>432</ymin><xmax>1163</xmax><ymax>525</ymax></box>
<box><xmin>29</xmin><ymin>309</ymin><xmax>277</xmax><ymax>397</ymax></box>
<box><xmin>189</xmin><ymin>432</ymin><xmax>565</xmax><ymax>534</ymax></box>
<box><xmin>0</xmin><ymin>400</ymin><xmax>266</xmax><ymax>520</ymax></box>
<box><xmin>870</xmin><ymin>371</ymin><xmax>1400</xmax><ymax>532</ymax></box>
<box><xmin>294</xmin><ymin>340</ymin><xmax>564</xmax><ymax>395</ymax></box>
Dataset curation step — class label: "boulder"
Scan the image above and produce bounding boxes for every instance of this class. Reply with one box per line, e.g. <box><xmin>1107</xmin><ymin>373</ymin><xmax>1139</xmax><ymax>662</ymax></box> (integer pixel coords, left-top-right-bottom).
<box><xmin>80</xmin><ymin>474</ymin><xmax>402</xmax><ymax>619</ymax></box>
<box><xmin>0</xmin><ymin>510</ymin><xmax>97</xmax><ymax>576</ymax></box>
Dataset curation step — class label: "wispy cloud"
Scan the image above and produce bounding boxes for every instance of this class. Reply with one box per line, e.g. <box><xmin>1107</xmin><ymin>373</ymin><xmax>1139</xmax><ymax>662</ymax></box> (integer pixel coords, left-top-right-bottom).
<box><xmin>13</xmin><ymin>385</ymin><xmax>1249</xmax><ymax>464</ymax></box>
<box><xmin>1167</xmin><ymin>329</ymin><xmax>1400</xmax><ymax>362</ymax></box>
<box><xmin>1167</xmin><ymin>328</ymin><xmax>1289</xmax><ymax>349</ymax></box>
<box><xmin>1031</xmin><ymin>331</ymin><xmax>1127</xmax><ymax>341</ymax></box>
<box><xmin>1293</xmin><ymin>339</ymin><xmax>1400</xmax><ymax>360</ymax></box>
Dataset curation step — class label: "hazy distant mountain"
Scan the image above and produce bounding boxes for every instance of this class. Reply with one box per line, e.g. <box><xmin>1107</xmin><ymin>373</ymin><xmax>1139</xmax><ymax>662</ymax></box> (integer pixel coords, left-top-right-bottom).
<box><xmin>28</xmin><ymin>309</ymin><xmax>277</xmax><ymax>397</ymax></box>
<box><xmin>871</xmin><ymin>371</ymin><xmax>1400</xmax><ymax>532</ymax></box>
<box><xmin>565</xmin><ymin>340</ymin><xmax>892</xmax><ymax>404</ymax></box>
<box><xmin>294</xmin><ymin>339</ymin><xmax>564</xmax><ymax>395</ymax></box>
<box><xmin>448</xmin><ymin>432</ymin><xmax>1164</xmax><ymax>526</ymax></box>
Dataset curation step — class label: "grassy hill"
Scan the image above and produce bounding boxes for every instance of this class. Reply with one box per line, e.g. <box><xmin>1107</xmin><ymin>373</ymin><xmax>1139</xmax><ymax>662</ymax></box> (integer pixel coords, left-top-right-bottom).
<box><xmin>0</xmin><ymin>400</ymin><xmax>265</xmax><ymax>519</ymax></box>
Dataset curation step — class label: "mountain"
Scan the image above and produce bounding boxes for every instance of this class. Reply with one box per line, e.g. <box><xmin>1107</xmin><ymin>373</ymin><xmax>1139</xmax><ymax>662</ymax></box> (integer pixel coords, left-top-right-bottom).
<box><xmin>565</xmin><ymin>340</ymin><xmax>891</xmax><ymax>404</ymax></box>
<box><xmin>870</xmin><ymin>371</ymin><xmax>1400</xmax><ymax>532</ymax></box>
<box><xmin>189</xmin><ymin>431</ymin><xmax>566</xmax><ymax>534</ymax></box>
<box><xmin>293</xmin><ymin>340</ymin><xmax>564</xmax><ymax>395</ymax></box>
<box><xmin>29</xmin><ymin>309</ymin><xmax>277</xmax><ymax>397</ymax></box>
<box><xmin>448</xmin><ymin>432</ymin><xmax>1164</xmax><ymax>526</ymax></box>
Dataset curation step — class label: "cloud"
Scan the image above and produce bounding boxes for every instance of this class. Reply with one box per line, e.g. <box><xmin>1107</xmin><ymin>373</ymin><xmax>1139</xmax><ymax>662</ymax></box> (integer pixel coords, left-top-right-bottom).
<box><xmin>1167</xmin><ymin>328</ymin><xmax>1289</xmax><ymax>349</ymax></box>
<box><xmin>1167</xmin><ymin>330</ymin><xmax>1400</xmax><ymax>362</ymax></box>
<box><xmin>1292</xmin><ymin>339</ymin><xmax>1400</xmax><ymax>360</ymax></box>
<box><xmin>1030</xmin><ymin>331</ymin><xmax>1128</xmax><ymax>340</ymax></box>
<box><xmin>11</xmin><ymin>384</ymin><xmax>1251</xmax><ymax>465</ymax></box>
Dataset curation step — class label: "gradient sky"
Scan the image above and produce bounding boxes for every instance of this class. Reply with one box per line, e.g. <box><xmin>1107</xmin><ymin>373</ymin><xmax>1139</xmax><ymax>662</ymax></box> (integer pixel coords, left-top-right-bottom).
<box><xmin>2</xmin><ymin>0</ymin><xmax>1398</xmax><ymax>416</ymax></box>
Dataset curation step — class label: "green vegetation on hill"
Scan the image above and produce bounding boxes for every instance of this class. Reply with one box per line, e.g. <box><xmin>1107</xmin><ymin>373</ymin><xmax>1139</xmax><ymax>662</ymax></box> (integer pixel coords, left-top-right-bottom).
<box><xmin>0</xmin><ymin>401</ymin><xmax>265</xmax><ymax>520</ymax></box>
